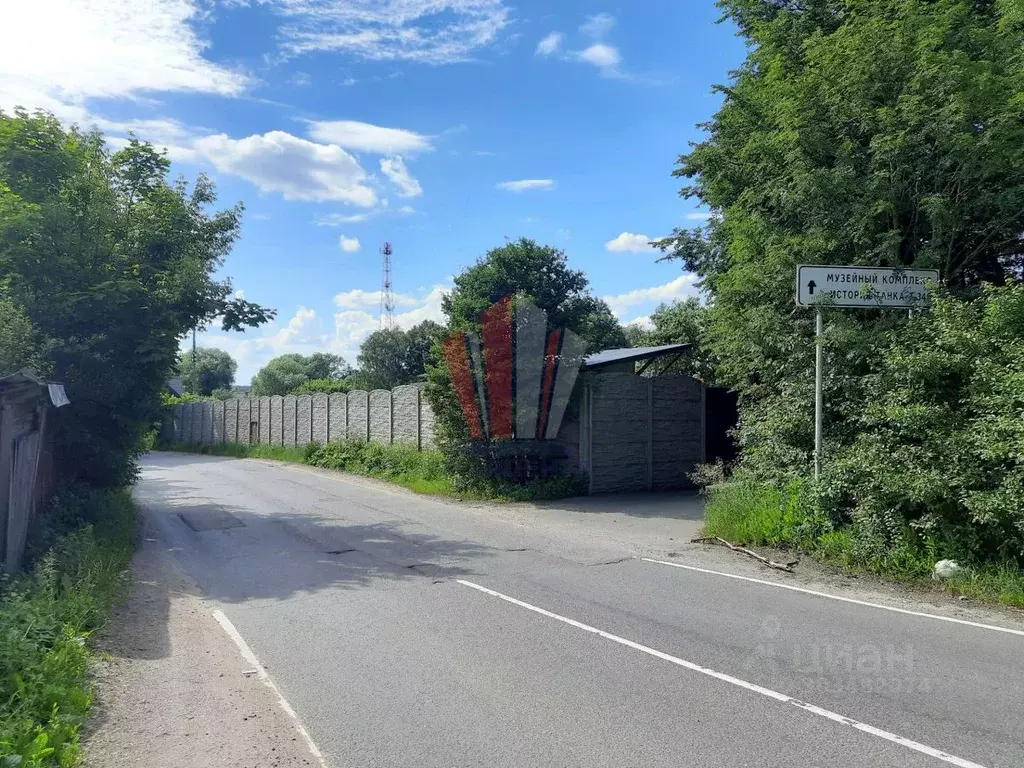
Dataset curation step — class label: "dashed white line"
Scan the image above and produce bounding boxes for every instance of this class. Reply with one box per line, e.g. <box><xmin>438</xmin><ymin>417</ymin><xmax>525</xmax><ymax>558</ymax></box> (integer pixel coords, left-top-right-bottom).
<box><xmin>457</xmin><ymin>579</ymin><xmax>988</xmax><ymax>768</ymax></box>
<box><xmin>641</xmin><ymin>558</ymin><xmax>1024</xmax><ymax>637</ymax></box>
<box><xmin>212</xmin><ymin>609</ymin><xmax>329</xmax><ymax>768</ymax></box>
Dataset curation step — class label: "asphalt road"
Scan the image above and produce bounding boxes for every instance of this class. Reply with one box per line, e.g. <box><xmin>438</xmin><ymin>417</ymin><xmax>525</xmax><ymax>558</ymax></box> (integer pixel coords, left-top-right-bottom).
<box><xmin>137</xmin><ymin>452</ymin><xmax>1024</xmax><ymax>768</ymax></box>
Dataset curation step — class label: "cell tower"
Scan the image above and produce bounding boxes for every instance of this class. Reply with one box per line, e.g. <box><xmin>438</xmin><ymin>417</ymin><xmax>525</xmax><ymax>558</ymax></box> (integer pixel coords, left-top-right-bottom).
<box><xmin>379</xmin><ymin>241</ymin><xmax>395</xmax><ymax>330</ymax></box>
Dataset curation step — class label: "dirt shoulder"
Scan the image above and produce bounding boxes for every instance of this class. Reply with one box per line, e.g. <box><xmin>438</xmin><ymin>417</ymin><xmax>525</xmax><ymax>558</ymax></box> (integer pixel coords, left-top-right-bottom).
<box><xmin>83</xmin><ymin>521</ymin><xmax>319</xmax><ymax>768</ymax></box>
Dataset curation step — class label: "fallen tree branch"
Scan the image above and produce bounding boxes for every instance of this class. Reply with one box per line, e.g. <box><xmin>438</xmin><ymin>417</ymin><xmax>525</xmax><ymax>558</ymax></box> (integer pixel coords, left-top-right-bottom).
<box><xmin>690</xmin><ymin>536</ymin><xmax>797</xmax><ymax>573</ymax></box>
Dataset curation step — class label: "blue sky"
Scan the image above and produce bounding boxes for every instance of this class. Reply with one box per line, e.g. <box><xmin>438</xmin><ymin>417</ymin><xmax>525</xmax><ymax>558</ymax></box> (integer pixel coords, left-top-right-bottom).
<box><xmin>2</xmin><ymin>1</ymin><xmax>745</xmax><ymax>383</ymax></box>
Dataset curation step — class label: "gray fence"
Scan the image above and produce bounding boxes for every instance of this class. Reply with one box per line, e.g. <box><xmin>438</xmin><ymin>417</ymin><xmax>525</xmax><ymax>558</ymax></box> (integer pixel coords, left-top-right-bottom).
<box><xmin>576</xmin><ymin>373</ymin><xmax>705</xmax><ymax>494</ymax></box>
<box><xmin>171</xmin><ymin>384</ymin><xmax>435</xmax><ymax>450</ymax></box>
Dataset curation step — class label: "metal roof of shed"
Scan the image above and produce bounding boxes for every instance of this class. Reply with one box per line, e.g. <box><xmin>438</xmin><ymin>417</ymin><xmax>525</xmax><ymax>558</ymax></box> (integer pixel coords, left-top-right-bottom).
<box><xmin>583</xmin><ymin>343</ymin><xmax>692</xmax><ymax>370</ymax></box>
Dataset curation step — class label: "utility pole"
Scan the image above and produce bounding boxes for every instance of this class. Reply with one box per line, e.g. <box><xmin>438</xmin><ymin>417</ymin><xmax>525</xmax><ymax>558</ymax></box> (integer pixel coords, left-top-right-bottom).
<box><xmin>379</xmin><ymin>241</ymin><xmax>395</xmax><ymax>330</ymax></box>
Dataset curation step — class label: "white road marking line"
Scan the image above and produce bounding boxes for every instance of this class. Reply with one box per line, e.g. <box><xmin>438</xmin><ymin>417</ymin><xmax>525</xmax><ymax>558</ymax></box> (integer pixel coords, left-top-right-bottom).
<box><xmin>212</xmin><ymin>609</ymin><xmax>329</xmax><ymax>768</ymax></box>
<box><xmin>457</xmin><ymin>579</ymin><xmax>988</xmax><ymax>768</ymax></box>
<box><xmin>642</xmin><ymin>558</ymin><xmax>1024</xmax><ymax>638</ymax></box>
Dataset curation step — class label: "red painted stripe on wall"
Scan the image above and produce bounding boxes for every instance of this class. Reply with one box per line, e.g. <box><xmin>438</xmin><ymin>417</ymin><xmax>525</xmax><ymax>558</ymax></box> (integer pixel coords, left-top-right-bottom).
<box><xmin>442</xmin><ymin>333</ymin><xmax>484</xmax><ymax>439</ymax></box>
<box><xmin>536</xmin><ymin>329</ymin><xmax>562</xmax><ymax>439</ymax></box>
<box><xmin>481</xmin><ymin>295</ymin><xmax>514</xmax><ymax>439</ymax></box>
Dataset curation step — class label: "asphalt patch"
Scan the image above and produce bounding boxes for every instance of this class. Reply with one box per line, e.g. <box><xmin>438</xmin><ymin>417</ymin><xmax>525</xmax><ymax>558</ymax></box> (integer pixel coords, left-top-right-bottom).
<box><xmin>178</xmin><ymin>510</ymin><xmax>245</xmax><ymax>532</ymax></box>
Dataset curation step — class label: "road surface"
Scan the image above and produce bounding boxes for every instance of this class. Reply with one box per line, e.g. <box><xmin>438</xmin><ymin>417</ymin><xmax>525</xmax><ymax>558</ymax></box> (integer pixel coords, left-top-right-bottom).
<box><xmin>132</xmin><ymin>452</ymin><xmax>1024</xmax><ymax>768</ymax></box>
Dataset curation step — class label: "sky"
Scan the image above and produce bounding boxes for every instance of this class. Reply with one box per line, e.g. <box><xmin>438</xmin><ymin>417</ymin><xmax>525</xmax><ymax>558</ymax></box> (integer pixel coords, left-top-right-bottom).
<box><xmin>1</xmin><ymin>0</ymin><xmax>746</xmax><ymax>383</ymax></box>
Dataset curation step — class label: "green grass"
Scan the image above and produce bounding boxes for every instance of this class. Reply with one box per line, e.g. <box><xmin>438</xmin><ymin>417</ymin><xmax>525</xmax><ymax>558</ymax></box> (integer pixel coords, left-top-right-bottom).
<box><xmin>1</xmin><ymin>486</ymin><xmax>137</xmax><ymax>767</ymax></box>
<box><xmin>702</xmin><ymin>481</ymin><xmax>1024</xmax><ymax>610</ymax></box>
<box><xmin>157</xmin><ymin>440</ymin><xmax>586</xmax><ymax>502</ymax></box>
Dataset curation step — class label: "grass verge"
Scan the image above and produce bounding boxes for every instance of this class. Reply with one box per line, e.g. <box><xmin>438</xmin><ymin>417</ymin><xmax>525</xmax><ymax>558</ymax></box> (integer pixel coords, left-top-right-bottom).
<box><xmin>1</xmin><ymin>486</ymin><xmax>137</xmax><ymax>767</ymax></box>
<box><xmin>702</xmin><ymin>481</ymin><xmax>1024</xmax><ymax>609</ymax></box>
<box><xmin>157</xmin><ymin>441</ymin><xmax>586</xmax><ymax>502</ymax></box>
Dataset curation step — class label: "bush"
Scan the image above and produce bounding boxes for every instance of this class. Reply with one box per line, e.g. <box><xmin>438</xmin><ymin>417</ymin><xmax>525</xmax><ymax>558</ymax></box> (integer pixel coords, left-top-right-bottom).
<box><xmin>0</xmin><ymin>487</ymin><xmax>136</xmax><ymax>767</ymax></box>
<box><xmin>826</xmin><ymin>285</ymin><xmax>1024</xmax><ymax>568</ymax></box>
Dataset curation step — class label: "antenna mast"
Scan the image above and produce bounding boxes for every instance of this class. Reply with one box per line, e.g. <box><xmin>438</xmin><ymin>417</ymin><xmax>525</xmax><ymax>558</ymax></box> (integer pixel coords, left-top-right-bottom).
<box><xmin>379</xmin><ymin>241</ymin><xmax>395</xmax><ymax>330</ymax></box>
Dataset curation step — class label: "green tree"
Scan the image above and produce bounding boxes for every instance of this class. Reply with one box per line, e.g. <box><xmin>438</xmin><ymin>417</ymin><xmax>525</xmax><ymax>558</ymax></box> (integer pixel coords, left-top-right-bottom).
<box><xmin>0</xmin><ymin>110</ymin><xmax>274</xmax><ymax>484</ymax></box>
<box><xmin>657</xmin><ymin>0</ymin><xmax>1024</xmax><ymax>476</ymax></box>
<box><xmin>357</xmin><ymin>320</ymin><xmax>444</xmax><ymax>390</ymax></box>
<box><xmin>441</xmin><ymin>238</ymin><xmax>626</xmax><ymax>350</ymax></box>
<box><xmin>178</xmin><ymin>347</ymin><xmax>237</xmax><ymax>395</ymax></box>
<box><xmin>250</xmin><ymin>353</ymin><xmax>350</xmax><ymax>396</ymax></box>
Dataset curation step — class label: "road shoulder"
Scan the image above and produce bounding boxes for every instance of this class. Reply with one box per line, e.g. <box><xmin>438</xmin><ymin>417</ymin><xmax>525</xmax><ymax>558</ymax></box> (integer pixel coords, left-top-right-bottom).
<box><xmin>83</xmin><ymin>520</ymin><xmax>318</xmax><ymax>768</ymax></box>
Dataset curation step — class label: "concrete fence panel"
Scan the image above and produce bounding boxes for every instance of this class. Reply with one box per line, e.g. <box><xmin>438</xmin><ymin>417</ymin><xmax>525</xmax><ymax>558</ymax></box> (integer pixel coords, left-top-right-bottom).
<box><xmin>259</xmin><ymin>397</ymin><xmax>272</xmax><ymax>444</ymax></box>
<box><xmin>282</xmin><ymin>395</ymin><xmax>297</xmax><ymax>446</ymax></box>
<box><xmin>651</xmin><ymin>376</ymin><xmax>704</xmax><ymax>490</ymax></box>
<box><xmin>269</xmin><ymin>396</ymin><xmax>283</xmax><ymax>445</ymax></box>
<box><xmin>211</xmin><ymin>401</ymin><xmax>225</xmax><ymax>444</ymax></box>
<box><xmin>296</xmin><ymin>395</ymin><xmax>313</xmax><ymax>445</ymax></box>
<box><xmin>180</xmin><ymin>404</ymin><xmax>193</xmax><ymax>443</ymax></box>
<box><xmin>392</xmin><ymin>385</ymin><xmax>420</xmax><ymax>445</ymax></box>
<box><xmin>347</xmin><ymin>391</ymin><xmax>369</xmax><ymax>441</ymax></box>
<box><xmin>588</xmin><ymin>373</ymin><xmax>649</xmax><ymax>493</ymax></box>
<box><xmin>200</xmin><ymin>402</ymin><xmax>214</xmax><ymax>445</ymax></box>
<box><xmin>225</xmin><ymin>399</ymin><xmax>238</xmax><ymax>443</ymax></box>
<box><xmin>419</xmin><ymin>391</ymin><xmax>435</xmax><ymax>448</ymax></box>
<box><xmin>328</xmin><ymin>393</ymin><xmax>347</xmax><ymax>442</ymax></box>
<box><xmin>312</xmin><ymin>394</ymin><xmax>329</xmax><ymax>444</ymax></box>
<box><xmin>369</xmin><ymin>390</ymin><xmax>392</xmax><ymax>444</ymax></box>
<box><xmin>238</xmin><ymin>398</ymin><xmax>252</xmax><ymax>444</ymax></box>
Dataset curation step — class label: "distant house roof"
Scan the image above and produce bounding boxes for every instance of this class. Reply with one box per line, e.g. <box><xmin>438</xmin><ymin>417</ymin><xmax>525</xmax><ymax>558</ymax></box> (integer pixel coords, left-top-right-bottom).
<box><xmin>166</xmin><ymin>377</ymin><xmax>184</xmax><ymax>397</ymax></box>
<box><xmin>583</xmin><ymin>343</ymin><xmax>692</xmax><ymax>371</ymax></box>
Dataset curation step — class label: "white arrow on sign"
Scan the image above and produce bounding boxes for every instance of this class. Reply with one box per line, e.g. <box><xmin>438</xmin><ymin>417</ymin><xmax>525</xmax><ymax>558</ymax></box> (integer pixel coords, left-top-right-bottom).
<box><xmin>796</xmin><ymin>265</ymin><xmax>940</xmax><ymax>308</ymax></box>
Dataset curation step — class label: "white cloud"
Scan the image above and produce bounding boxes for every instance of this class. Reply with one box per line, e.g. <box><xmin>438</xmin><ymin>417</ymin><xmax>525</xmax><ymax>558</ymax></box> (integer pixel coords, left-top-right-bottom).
<box><xmin>0</xmin><ymin>0</ymin><xmax>248</xmax><ymax>119</ymax></box>
<box><xmin>339</xmin><ymin>236</ymin><xmax>361</xmax><ymax>252</ymax></box>
<box><xmin>398</xmin><ymin>205</ymin><xmax>417</xmax><ymax>215</ymax></box>
<box><xmin>605</xmin><ymin>232</ymin><xmax>654</xmax><ymax>253</ymax></box>
<box><xmin>497</xmin><ymin>179</ymin><xmax>555</xmax><ymax>192</ymax></box>
<box><xmin>603</xmin><ymin>275</ymin><xmax>700</xmax><ymax>317</ymax></box>
<box><xmin>193</xmin><ymin>131</ymin><xmax>377</xmax><ymax>205</ymax></box>
<box><xmin>291</xmin><ymin>71</ymin><xmax>312</xmax><ymax>86</ymax></box>
<box><xmin>334</xmin><ymin>288</ymin><xmax>418</xmax><ymax>310</ymax></box>
<box><xmin>580</xmin><ymin>13</ymin><xmax>616</xmax><ymax>40</ymax></box>
<box><xmin>317</xmin><ymin>212</ymin><xmax>372</xmax><ymax>225</ymax></box>
<box><xmin>234</xmin><ymin>290</ymin><xmax>246</xmax><ymax>300</ymax></box>
<box><xmin>685</xmin><ymin>211</ymin><xmax>713</xmax><ymax>221</ymax></box>
<box><xmin>306</xmin><ymin>120</ymin><xmax>432</xmax><ymax>154</ymax></box>
<box><xmin>536</xmin><ymin>32</ymin><xmax>563</xmax><ymax>56</ymax></box>
<box><xmin>626</xmin><ymin>315</ymin><xmax>654</xmax><ymax>331</ymax></box>
<box><xmin>379</xmin><ymin>155</ymin><xmax>423</xmax><ymax>198</ymax></box>
<box><xmin>265</xmin><ymin>0</ymin><xmax>511</xmax><ymax>64</ymax></box>
<box><xmin>575</xmin><ymin>43</ymin><xmax>622</xmax><ymax>70</ymax></box>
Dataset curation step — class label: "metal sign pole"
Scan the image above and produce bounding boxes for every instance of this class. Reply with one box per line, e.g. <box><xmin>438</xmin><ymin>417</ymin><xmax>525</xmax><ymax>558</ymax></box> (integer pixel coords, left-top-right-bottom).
<box><xmin>814</xmin><ymin>309</ymin><xmax>823</xmax><ymax>480</ymax></box>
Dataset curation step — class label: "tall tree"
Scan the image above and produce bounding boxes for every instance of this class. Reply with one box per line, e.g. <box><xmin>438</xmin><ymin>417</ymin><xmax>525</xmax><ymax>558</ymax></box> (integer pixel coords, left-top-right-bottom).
<box><xmin>0</xmin><ymin>110</ymin><xmax>274</xmax><ymax>484</ymax></box>
<box><xmin>177</xmin><ymin>347</ymin><xmax>237</xmax><ymax>395</ymax></box>
<box><xmin>249</xmin><ymin>353</ymin><xmax>349</xmax><ymax>396</ymax></box>
<box><xmin>442</xmin><ymin>238</ymin><xmax>626</xmax><ymax>350</ymax></box>
<box><xmin>657</xmin><ymin>0</ymin><xmax>1024</xmax><ymax>476</ymax></box>
<box><xmin>357</xmin><ymin>320</ymin><xmax>444</xmax><ymax>390</ymax></box>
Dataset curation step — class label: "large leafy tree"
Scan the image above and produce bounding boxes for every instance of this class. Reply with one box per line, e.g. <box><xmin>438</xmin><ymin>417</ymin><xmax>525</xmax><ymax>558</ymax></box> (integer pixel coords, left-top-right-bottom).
<box><xmin>442</xmin><ymin>238</ymin><xmax>626</xmax><ymax>350</ymax></box>
<box><xmin>178</xmin><ymin>347</ymin><xmax>237</xmax><ymax>395</ymax></box>
<box><xmin>249</xmin><ymin>353</ymin><xmax>350</xmax><ymax>396</ymax></box>
<box><xmin>0</xmin><ymin>110</ymin><xmax>274</xmax><ymax>484</ymax></box>
<box><xmin>658</xmin><ymin>0</ymin><xmax>1024</xmax><ymax>476</ymax></box>
<box><xmin>357</xmin><ymin>320</ymin><xmax>444</xmax><ymax>390</ymax></box>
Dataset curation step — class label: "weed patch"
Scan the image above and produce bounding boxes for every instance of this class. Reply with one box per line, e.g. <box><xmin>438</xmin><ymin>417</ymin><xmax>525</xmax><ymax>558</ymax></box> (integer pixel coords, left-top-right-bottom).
<box><xmin>0</xmin><ymin>487</ymin><xmax>137</xmax><ymax>767</ymax></box>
